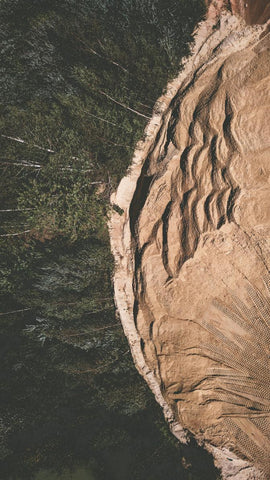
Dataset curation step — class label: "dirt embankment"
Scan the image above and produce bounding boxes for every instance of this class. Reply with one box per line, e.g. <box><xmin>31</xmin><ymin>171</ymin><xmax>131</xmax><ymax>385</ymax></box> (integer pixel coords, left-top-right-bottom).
<box><xmin>205</xmin><ymin>0</ymin><xmax>270</xmax><ymax>24</ymax></box>
<box><xmin>110</xmin><ymin>6</ymin><xmax>270</xmax><ymax>480</ymax></box>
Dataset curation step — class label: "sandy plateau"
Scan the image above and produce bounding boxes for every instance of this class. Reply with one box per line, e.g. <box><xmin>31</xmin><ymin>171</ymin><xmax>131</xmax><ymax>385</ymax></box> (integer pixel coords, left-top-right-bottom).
<box><xmin>110</xmin><ymin>3</ymin><xmax>270</xmax><ymax>479</ymax></box>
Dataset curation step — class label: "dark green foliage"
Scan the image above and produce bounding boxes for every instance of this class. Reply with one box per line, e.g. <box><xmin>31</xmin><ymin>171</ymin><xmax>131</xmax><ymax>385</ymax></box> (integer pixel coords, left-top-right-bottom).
<box><xmin>0</xmin><ymin>0</ymin><xmax>211</xmax><ymax>479</ymax></box>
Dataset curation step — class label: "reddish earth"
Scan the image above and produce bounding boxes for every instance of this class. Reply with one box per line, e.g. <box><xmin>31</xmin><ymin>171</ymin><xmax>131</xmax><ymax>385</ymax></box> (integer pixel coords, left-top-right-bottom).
<box><xmin>205</xmin><ymin>0</ymin><xmax>270</xmax><ymax>24</ymax></box>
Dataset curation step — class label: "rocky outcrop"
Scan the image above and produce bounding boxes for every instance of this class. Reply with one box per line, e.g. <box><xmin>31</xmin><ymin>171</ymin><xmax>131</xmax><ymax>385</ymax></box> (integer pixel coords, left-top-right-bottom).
<box><xmin>110</xmin><ymin>8</ymin><xmax>270</xmax><ymax>480</ymax></box>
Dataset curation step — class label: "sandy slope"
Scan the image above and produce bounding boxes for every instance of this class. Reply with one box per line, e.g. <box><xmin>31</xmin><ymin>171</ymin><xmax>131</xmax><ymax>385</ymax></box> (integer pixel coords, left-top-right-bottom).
<box><xmin>109</xmin><ymin>8</ymin><xmax>270</xmax><ymax>480</ymax></box>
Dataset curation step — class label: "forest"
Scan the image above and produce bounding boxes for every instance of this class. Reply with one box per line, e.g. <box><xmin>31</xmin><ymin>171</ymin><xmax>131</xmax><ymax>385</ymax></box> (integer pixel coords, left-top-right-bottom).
<box><xmin>0</xmin><ymin>1</ymin><xmax>221</xmax><ymax>479</ymax></box>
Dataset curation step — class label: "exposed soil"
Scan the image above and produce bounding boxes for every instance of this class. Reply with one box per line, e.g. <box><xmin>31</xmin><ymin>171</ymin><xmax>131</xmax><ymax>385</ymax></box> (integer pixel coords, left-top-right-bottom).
<box><xmin>110</xmin><ymin>8</ymin><xmax>270</xmax><ymax>480</ymax></box>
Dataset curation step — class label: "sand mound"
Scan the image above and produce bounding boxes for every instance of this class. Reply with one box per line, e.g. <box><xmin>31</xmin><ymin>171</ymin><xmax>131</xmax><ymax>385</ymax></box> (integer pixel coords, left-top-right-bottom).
<box><xmin>110</xmin><ymin>10</ymin><xmax>270</xmax><ymax>480</ymax></box>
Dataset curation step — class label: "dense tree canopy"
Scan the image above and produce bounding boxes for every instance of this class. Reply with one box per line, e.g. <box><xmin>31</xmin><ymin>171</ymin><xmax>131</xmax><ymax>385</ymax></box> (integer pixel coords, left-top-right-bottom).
<box><xmin>0</xmin><ymin>1</ymin><xmax>220</xmax><ymax>480</ymax></box>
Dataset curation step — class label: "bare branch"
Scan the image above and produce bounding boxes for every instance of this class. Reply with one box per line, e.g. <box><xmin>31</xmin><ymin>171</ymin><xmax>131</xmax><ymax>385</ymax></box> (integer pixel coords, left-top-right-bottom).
<box><xmin>138</xmin><ymin>101</ymin><xmax>153</xmax><ymax>111</ymax></box>
<box><xmin>1</xmin><ymin>134</ymin><xmax>55</xmax><ymax>153</ymax></box>
<box><xmin>88</xmin><ymin>181</ymin><xmax>105</xmax><ymax>185</ymax></box>
<box><xmin>0</xmin><ymin>229</ymin><xmax>31</xmax><ymax>237</ymax></box>
<box><xmin>64</xmin><ymin>323</ymin><xmax>120</xmax><ymax>337</ymax></box>
<box><xmin>99</xmin><ymin>91</ymin><xmax>151</xmax><ymax>120</ymax></box>
<box><xmin>0</xmin><ymin>208</ymin><xmax>33</xmax><ymax>212</ymax></box>
<box><xmin>83</xmin><ymin>110</ymin><xmax>125</xmax><ymax>129</ymax></box>
<box><xmin>73</xmin><ymin>34</ymin><xmax>129</xmax><ymax>74</ymax></box>
<box><xmin>1</xmin><ymin>135</ymin><xmax>86</xmax><ymax>162</ymax></box>
<box><xmin>0</xmin><ymin>161</ymin><xmax>42</xmax><ymax>168</ymax></box>
<box><xmin>0</xmin><ymin>159</ymin><xmax>94</xmax><ymax>173</ymax></box>
<box><xmin>0</xmin><ymin>308</ymin><xmax>32</xmax><ymax>316</ymax></box>
<box><xmin>84</xmin><ymin>305</ymin><xmax>115</xmax><ymax>315</ymax></box>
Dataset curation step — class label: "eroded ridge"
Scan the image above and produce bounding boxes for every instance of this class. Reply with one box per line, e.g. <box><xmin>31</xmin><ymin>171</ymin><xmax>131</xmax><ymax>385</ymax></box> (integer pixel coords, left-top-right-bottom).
<box><xmin>133</xmin><ymin>72</ymin><xmax>241</xmax><ymax>280</ymax></box>
<box><xmin>110</xmin><ymin>13</ymin><xmax>270</xmax><ymax>480</ymax></box>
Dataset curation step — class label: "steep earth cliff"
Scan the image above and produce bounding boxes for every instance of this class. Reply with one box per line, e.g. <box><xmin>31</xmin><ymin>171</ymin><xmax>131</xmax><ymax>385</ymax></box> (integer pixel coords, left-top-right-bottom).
<box><xmin>110</xmin><ymin>5</ymin><xmax>270</xmax><ymax>479</ymax></box>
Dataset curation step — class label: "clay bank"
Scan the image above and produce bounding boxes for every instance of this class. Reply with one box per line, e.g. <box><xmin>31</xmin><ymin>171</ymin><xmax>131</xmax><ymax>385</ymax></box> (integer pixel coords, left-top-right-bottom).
<box><xmin>109</xmin><ymin>3</ymin><xmax>270</xmax><ymax>479</ymax></box>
